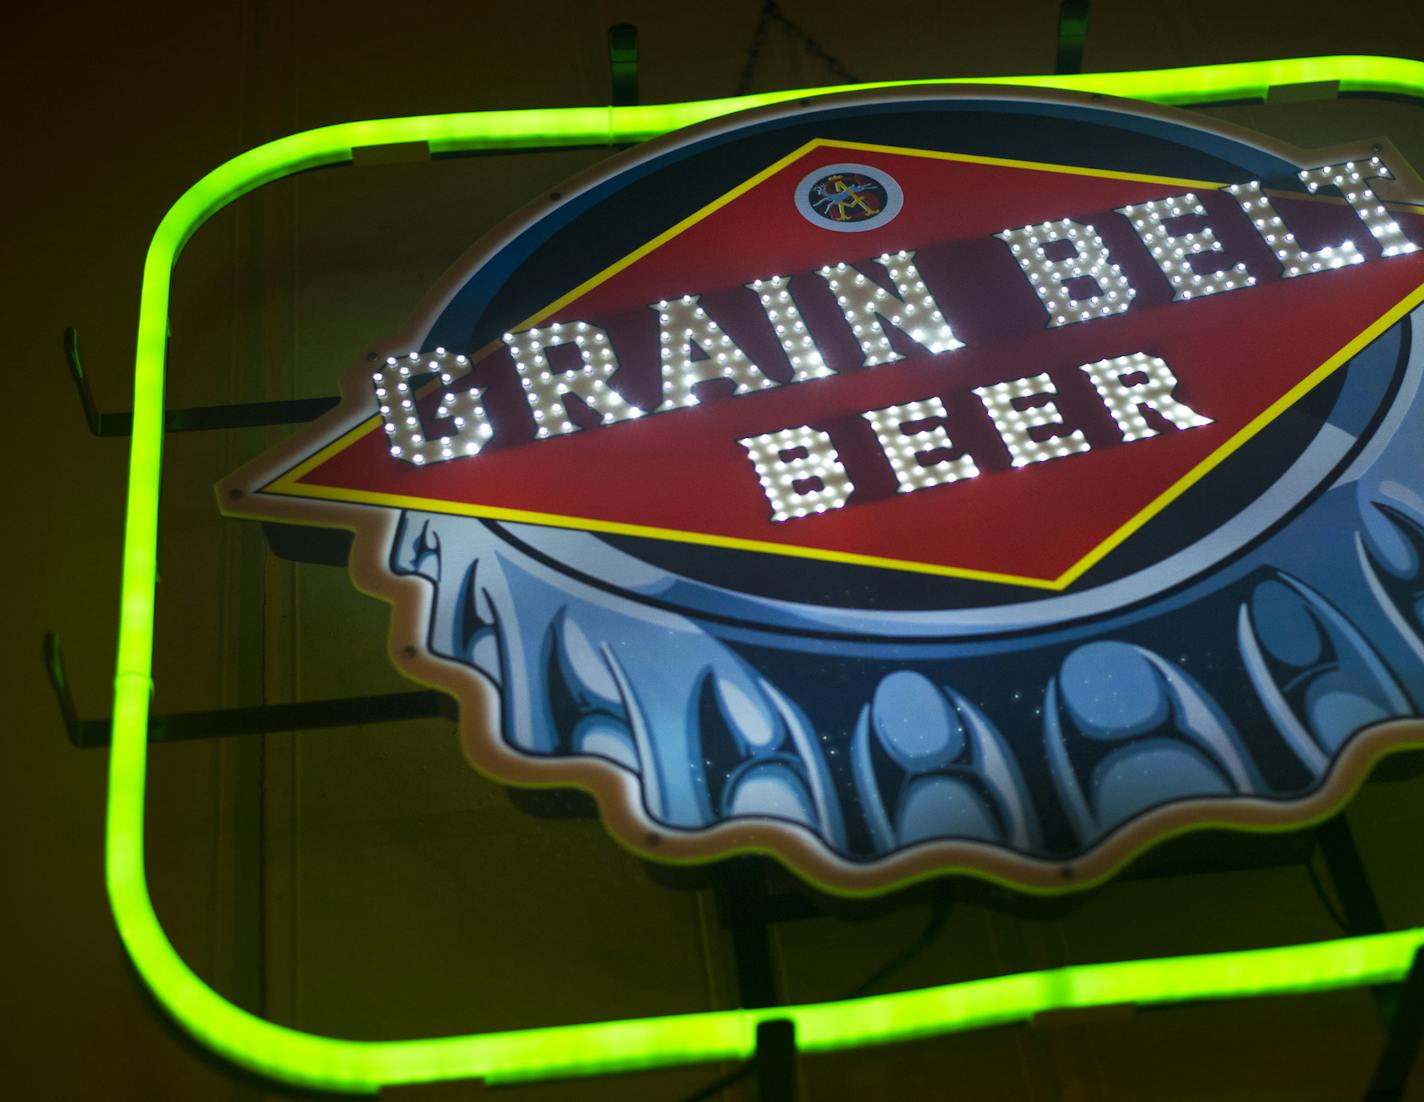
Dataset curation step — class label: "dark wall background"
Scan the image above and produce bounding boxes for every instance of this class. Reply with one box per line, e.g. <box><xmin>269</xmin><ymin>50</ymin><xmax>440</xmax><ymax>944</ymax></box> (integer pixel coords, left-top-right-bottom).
<box><xmin>8</xmin><ymin>2</ymin><xmax>1424</xmax><ymax>1099</ymax></box>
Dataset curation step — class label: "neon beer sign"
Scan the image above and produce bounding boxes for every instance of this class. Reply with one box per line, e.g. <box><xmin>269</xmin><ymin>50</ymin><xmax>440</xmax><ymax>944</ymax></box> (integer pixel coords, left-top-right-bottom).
<box><xmin>229</xmin><ymin>90</ymin><xmax>1424</xmax><ymax>892</ymax></box>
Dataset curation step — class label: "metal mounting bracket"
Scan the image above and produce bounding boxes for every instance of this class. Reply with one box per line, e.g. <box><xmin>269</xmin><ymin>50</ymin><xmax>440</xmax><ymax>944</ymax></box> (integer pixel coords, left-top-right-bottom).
<box><xmin>608</xmin><ymin>24</ymin><xmax>639</xmax><ymax>107</ymax></box>
<box><xmin>63</xmin><ymin>327</ymin><xmax>338</xmax><ymax>436</ymax></box>
<box><xmin>45</xmin><ymin>631</ymin><xmax>453</xmax><ymax>748</ymax></box>
<box><xmin>1055</xmin><ymin>0</ymin><xmax>1090</xmax><ymax>76</ymax></box>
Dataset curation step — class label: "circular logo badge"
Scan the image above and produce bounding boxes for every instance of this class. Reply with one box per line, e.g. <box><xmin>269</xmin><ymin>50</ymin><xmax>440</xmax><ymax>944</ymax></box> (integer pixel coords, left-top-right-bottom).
<box><xmin>795</xmin><ymin>162</ymin><xmax>903</xmax><ymax>232</ymax></box>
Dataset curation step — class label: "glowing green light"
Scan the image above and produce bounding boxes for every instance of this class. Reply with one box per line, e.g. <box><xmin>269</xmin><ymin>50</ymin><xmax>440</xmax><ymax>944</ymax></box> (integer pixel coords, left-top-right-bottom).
<box><xmin>109</xmin><ymin>55</ymin><xmax>1424</xmax><ymax>1093</ymax></box>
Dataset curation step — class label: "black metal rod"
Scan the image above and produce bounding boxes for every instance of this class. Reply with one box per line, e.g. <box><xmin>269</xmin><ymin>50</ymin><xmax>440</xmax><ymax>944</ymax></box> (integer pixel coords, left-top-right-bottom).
<box><xmin>43</xmin><ymin>631</ymin><xmax>88</xmax><ymax>744</ymax></box>
<box><xmin>720</xmin><ymin>862</ymin><xmax>782</xmax><ymax>1010</ymax></box>
<box><xmin>45</xmin><ymin>631</ymin><xmax>452</xmax><ymax>749</ymax></box>
<box><xmin>63</xmin><ymin>327</ymin><xmax>338</xmax><ymax>437</ymax></box>
<box><xmin>1364</xmin><ymin>947</ymin><xmax>1424</xmax><ymax>1100</ymax></box>
<box><xmin>755</xmin><ymin>1019</ymin><xmax>797</xmax><ymax>1102</ymax></box>
<box><xmin>147</xmin><ymin>690</ymin><xmax>454</xmax><ymax>743</ymax></box>
<box><xmin>63</xmin><ymin>325</ymin><xmax>107</xmax><ymax>435</ymax></box>
<box><xmin>1319</xmin><ymin>816</ymin><xmax>1388</xmax><ymax>937</ymax></box>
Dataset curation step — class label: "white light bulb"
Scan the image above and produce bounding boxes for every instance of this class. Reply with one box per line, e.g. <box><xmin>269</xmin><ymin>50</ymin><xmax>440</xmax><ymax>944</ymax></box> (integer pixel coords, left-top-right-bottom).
<box><xmin>1224</xmin><ymin>179</ymin><xmax>1364</xmax><ymax>278</ymax></box>
<box><xmin>746</xmin><ymin>275</ymin><xmax>834</xmax><ymax>382</ymax></box>
<box><xmin>994</xmin><ymin>218</ymin><xmax>1136</xmax><ymax>327</ymax></box>
<box><xmin>1080</xmin><ymin>353</ymin><xmax>1214</xmax><ymax>442</ymax></box>
<box><xmin>863</xmin><ymin>397</ymin><xmax>980</xmax><ymax>493</ymax></box>
<box><xmin>739</xmin><ymin>426</ymin><xmax>854</xmax><ymax>522</ymax></box>
<box><xmin>816</xmin><ymin>251</ymin><xmax>963</xmax><ymax>368</ymax></box>
<box><xmin>1298</xmin><ymin>155</ymin><xmax>1420</xmax><ymax>258</ymax></box>
<box><xmin>974</xmin><ymin>373</ymin><xmax>1090</xmax><ymax>468</ymax></box>
<box><xmin>504</xmin><ymin>321</ymin><xmax>639</xmax><ymax>438</ymax></box>
<box><xmin>651</xmin><ymin>295</ymin><xmax>775</xmax><ymax>408</ymax></box>
<box><xmin>371</xmin><ymin>347</ymin><xmax>492</xmax><ymax>465</ymax></box>
<box><xmin>1117</xmin><ymin>192</ymin><xmax>1253</xmax><ymax>301</ymax></box>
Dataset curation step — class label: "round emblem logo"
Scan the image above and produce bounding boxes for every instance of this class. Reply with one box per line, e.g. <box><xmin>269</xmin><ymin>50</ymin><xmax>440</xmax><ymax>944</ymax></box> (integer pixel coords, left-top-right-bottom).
<box><xmin>795</xmin><ymin>162</ymin><xmax>903</xmax><ymax>231</ymax></box>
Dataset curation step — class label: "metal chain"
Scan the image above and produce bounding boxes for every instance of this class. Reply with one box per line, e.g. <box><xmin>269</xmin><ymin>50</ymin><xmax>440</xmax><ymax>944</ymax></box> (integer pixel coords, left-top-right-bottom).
<box><xmin>735</xmin><ymin>0</ymin><xmax>861</xmax><ymax>96</ymax></box>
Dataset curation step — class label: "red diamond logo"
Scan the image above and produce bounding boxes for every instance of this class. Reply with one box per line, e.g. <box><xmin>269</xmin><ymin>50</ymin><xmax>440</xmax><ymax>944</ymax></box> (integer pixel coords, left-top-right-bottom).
<box><xmin>264</xmin><ymin>140</ymin><xmax>1424</xmax><ymax>588</ymax></box>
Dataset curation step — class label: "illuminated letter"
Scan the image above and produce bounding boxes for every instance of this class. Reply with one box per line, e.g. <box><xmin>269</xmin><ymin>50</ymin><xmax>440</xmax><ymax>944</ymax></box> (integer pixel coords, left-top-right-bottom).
<box><xmin>1080</xmin><ymin>353</ymin><xmax>1213</xmax><ymax>442</ymax></box>
<box><xmin>504</xmin><ymin>322</ymin><xmax>640</xmax><ymax>439</ymax></box>
<box><xmin>817</xmin><ymin>251</ymin><xmax>963</xmax><ymax>368</ymax></box>
<box><xmin>1117</xmin><ymin>192</ymin><xmax>1254</xmax><ymax>300</ymax></box>
<box><xmin>995</xmin><ymin>218</ymin><xmax>1136</xmax><ymax>327</ymax></box>
<box><xmin>1223</xmin><ymin>180</ymin><xmax>1363</xmax><ymax>277</ymax></box>
<box><xmin>654</xmin><ymin>295</ymin><xmax>776</xmax><ymax>408</ymax></box>
<box><xmin>973</xmin><ymin>373</ymin><xmax>1091</xmax><ymax>468</ymax></box>
<box><xmin>739</xmin><ymin>426</ymin><xmax>855</xmax><ymax>522</ymax></box>
<box><xmin>863</xmin><ymin>397</ymin><xmax>980</xmax><ymax>493</ymax></box>
<box><xmin>746</xmin><ymin>275</ymin><xmax>835</xmax><ymax>383</ymax></box>
<box><xmin>1298</xmin><ymin>155</ymin><xmax>1420</xmax><ymax>257</ymax></box>
<box><xmin>373</xmin><ymin>349</ymin><xmax>492</xmax><ymax>465</ymax></box>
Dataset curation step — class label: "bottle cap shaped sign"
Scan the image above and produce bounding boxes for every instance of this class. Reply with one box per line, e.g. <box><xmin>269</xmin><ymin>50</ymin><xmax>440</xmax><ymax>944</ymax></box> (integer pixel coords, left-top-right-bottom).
<box><xmin>223</xmin><ymin>87</ymin><xmax>1424</xmax><ymax>893</ymax></box>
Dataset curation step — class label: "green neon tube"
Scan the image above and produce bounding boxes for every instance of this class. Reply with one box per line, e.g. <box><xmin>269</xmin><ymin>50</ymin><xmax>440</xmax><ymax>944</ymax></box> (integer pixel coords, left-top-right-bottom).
<box><xmin>109</xmin><ymin>55</ymin><xmax>1424</xmax><ymax>1093</ymax></box>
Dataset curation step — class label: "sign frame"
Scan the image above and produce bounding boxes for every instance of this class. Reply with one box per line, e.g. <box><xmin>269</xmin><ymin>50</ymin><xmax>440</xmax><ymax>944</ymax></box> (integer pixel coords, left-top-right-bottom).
<box><xmin>108</xmin><ymin>55</ymin><xmax>1424</xmax><ymax>1093</ymax></box>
